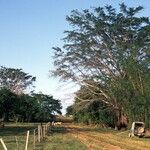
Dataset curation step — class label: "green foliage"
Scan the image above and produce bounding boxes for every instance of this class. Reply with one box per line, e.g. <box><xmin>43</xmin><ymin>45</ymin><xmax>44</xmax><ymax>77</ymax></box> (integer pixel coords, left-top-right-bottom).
<box><xmin>33</xmin><ymin>93</ymin><xmax>62</xmax><ymax>121</ymax></box>
<box><xmin>0</xmin><ymin>66</ymin><xmax>36</xmax><ymax>94</ymax></box>
<box><xmin>66</xmin><ymin>105</ymin><xmax>74</xmax><ymax>116</ymax></box>
<box><xmin>13</xmin><ymin>94</ymin><xmax>40</xmax><ymax>122</ymax></box>
<box><xmin>52</xmin><ymin>3</ymin><xmax>150</xmax><ymax>128</ymax></box>
<box><xmin>0</xmin><ymin>89</ymin><xmax>62</xmax><ymax>122</ymax></box>
<box><xmin>0</xmin><ymin>88</ymin><xmax>18</xmax><ymax>121</ymax></box>
<box><xmin>69</xmin><ymin>87</ymin><xmax>117</xmax><ymax>127</ymax></box>
<box><xmin>0</xmin><ymin>66</ymin><xmax>62</xmax><ymax>122</ymax></box>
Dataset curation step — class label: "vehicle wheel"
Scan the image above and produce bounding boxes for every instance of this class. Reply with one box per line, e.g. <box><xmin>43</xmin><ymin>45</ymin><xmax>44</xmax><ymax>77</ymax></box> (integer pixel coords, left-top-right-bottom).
<box><xmin>138</xmin><ymin>135</ymin><xmax>144</xmax><ymax>138</ymax></box>
<box><xmin>138</xmin><ymin>127</ymin><xmax>144</xmax><ymax>133</ymax></box>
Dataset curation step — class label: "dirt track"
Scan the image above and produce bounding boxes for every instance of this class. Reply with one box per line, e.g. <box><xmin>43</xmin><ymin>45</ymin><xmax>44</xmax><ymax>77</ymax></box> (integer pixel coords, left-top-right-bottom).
<box><xmin>65</xmin><ymin>124</ymin><xmax>150</xmax><ymax>150</ymax></box>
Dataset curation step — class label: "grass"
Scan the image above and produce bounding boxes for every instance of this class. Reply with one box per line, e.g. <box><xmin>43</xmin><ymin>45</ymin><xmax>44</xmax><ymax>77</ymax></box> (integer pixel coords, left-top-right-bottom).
<box><xmin>0</xmin><ymin>123</ymin><xmax>87</xmax><ymax>150</ymax></box>
<box><xmin>42</xmin><ymin>133</ymin><xmax>87</xmax><ymax>150</ymax></box>
<box><xmin>2</xmin><ymin>123</ymin><xmax>150</xmax><ymax>150</ymax></box>
<box><xmin>0</xmin><ymin>123</ymin><xmax>38</xmax><ymax>150</ymax></box>
<box><xmin>37</xmin><ymin>126</ymin><xmax>87</xmax><ymax>150</ymax></box>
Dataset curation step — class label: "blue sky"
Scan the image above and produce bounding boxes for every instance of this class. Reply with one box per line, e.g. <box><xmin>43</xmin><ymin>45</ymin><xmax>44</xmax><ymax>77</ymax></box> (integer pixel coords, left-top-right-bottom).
<box><xmin>0</xmin><ymin>0</ymin><xmax>149</xmax><ymax>113</ymax></box>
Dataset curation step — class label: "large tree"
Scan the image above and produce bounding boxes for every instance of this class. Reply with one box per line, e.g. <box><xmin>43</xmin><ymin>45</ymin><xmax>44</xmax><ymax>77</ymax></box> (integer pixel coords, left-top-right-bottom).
<box><xmin>33</xmin><ymin>93</ymin><xmax>62</xmax><ymax>121</ymax></box>
<box><xmin>68</xmin><ymin>85</ymin><xmax>118</xmax><ymax>127</ymax></box>
<box><xmin>51</xmin><ymin>3</ymin><xmax>150</xmax><ymax>127</ymax></box>
<box><xmin>0</xmin><ymin>88</ymin><xmax>18</xmax><ymax>121</ymax></box>
<box><xmin>0</xmin><ymin>90</ymin><xmax>62</xmax><ymax>122</ymax></box>
<box><xmin>0</xmin><ymin>66</ymin><xmax>36</xmax><ymax>94</ymax></box>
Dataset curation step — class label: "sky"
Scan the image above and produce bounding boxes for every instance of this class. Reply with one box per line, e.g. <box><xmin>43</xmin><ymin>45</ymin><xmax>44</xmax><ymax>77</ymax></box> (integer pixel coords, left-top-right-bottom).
<box><xmin>0</xmin><ymin>0</ymin><xmax>149</xmax><ymax>114</ymax></box>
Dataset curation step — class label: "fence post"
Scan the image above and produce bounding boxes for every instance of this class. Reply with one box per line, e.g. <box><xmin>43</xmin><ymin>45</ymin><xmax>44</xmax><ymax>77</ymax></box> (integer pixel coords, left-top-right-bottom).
<box><xmin>38</xmin><ymin>125</ymin><xmax>41</xmax><ymax>142</ymax></box>
<box><xmin>43</xmin><ymin>125</ymin><xmax>46</xmax><ymax>138</ymax></box>
<box><xmin>45</xmin><ymin>124</ymin><xmax>47</xmax><ymax>135</ymax></box>
<box><xmin>15</xmin><ymin>136</ymin><xmax>19</xmax><ymax>150</ymax></box>
<box><xmin>46</xmin><ymin>123</ymin><xmax>49</xmax><ymax>133</ymax></box>
<box><xmin>33</xmin><ymin>129</ymin><xmax>36</xmax><ymax>149</ymax></box>
<box><xmin>40</xmin><ymin>125</ymin><xmax>43</xmax><ymax>139</ymax></box>
<box><xmin>0</xmin><ymin>138</ymin><xmax>7</xmax><ymax>150</ymax></box>
<box><xmin>25</xmin><ymin>130</ymin><xmax>30</xmax><ymax>150</ymax></box>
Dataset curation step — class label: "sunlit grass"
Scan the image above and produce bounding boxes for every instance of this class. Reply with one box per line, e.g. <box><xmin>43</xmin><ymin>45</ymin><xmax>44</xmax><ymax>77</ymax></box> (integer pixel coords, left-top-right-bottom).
<box><xmin>0</xmin><ymin>123</ymin><xmax>37</xmax><ymax>150</ymax></box>
<box><xmin>43</xmin><ymin>133</ymin><xmax>87</xmax><ymax>150</ymax></box>
<box><xmin>1</xmin><ymin>123</ymin><xmax>150</xmax><ymax>150</ymax></box>
<box><xmin>0</xmin><ymin>123</ymin><xmax>87</xmax><ymax>150</ymax></box>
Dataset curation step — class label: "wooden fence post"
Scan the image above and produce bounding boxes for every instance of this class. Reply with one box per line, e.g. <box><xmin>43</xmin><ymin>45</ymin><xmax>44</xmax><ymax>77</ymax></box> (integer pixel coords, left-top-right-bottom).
<box><xmin>38</xmin><ymin>125</ymin><xmax>41</xmax><ymax>142</ymax></box>
<box><xmin>43</xmin><ymin>125</ymin><xmax>46</xmax><ymax>138</ymax></box>
<box><xmin>15</xmin><ymin>136</ymin><xmax>19</xmax><ymax>150</ymax></box>
<box><xmin>0</xmin><ymin>138</ymin><xmax>7</xmax><ymax>150</ymax></box>
<box><xmin>46</xmin><ymin>123</ymin><xmax>49</xmax><ymax>133</ymax></box>
<box><xmin>45</xmin><ymin>124</ymin><xmax>47</xmax><ymax>135</ymax></box>
<box><xmin>40</xmin><ymin>125</ymin><xmax>43</xmax><ymax>139</ymax></box>
<box><xmin>33</xmin><ymin>129</ymin><xmax>36</xmax><ymax>149</ymax></box>
<box><xmin>25</xmin><ymin>130</ymin><xmax>30</xmax><ymax>150</ymax></box>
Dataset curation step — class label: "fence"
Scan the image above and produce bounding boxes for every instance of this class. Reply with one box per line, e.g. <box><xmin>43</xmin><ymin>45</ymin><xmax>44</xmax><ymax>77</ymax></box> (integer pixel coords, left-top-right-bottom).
<box><xmin>0</xmin><ymin>122</ymin><xmax>51</xmax><ymax>150</ymax></box>
<box><xmin>33</xmin><ymin>122</ymin><xmax>51</xmax><ymax>148</ymax></box>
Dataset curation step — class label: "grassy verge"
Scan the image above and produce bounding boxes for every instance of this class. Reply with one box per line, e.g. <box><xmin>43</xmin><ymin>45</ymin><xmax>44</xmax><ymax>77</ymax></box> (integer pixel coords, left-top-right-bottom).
<box><xmin>0</xmin><ymin>123</ymin><xmax>37</xmax><ymax>150</ymax></box>
<box><xmin>3</xmin><ymin>123</ymin><xmax>150</xmax><ymax>150</ymax></box>
<box><xmin>0</xmin><ymin>123</ymin><xmax>87</xmax><ymax>150</ymax></box>
<box><xmin>42</xmin><ymin>133</ymin><xmax>87</xmax><ymax>150</ymax></box>
<box><xmin>36</xmin><ymin>126</ymin><xmax>87</xmax><ymax>150</ymax></box>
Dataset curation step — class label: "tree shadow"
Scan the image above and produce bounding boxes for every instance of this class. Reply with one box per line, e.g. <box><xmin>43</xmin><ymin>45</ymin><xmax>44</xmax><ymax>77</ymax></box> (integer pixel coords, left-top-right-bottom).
<box><xmin>49</xmin><ymin>126</ymin><xmax>68</xmax><ymax>135</ymax></box>
<box><xmin>143</xmin><ymin>136</ymin><xmax>150</xmax><ymax>139</ymax></box>
<box><xmin>66</xmin><ymin>126</ymin><xmax>113</xmax><ymax>134</ymax></box>
<box><xmin>0</xmin><ymin>125</ymin><xmax>36</xmax><ymax>136</ymax></box>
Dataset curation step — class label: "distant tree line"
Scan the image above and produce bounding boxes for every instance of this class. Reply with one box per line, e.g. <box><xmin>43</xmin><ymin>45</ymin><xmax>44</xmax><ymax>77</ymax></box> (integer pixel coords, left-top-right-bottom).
<box><xmin>0</xmin><ymin>66</ymin><xmax>62</xmax><ymax>122</ymax></box>
<box><xmin>52</xmin><ymin>3</ymin><xmax>150</xmax><ymax>128</ymax></box>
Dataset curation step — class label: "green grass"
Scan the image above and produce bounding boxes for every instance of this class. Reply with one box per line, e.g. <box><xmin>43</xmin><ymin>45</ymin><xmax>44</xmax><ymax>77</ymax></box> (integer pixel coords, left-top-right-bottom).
<box><xmin>37</xmin><ymin>126</ymin><xmax>87</xmax><ymax>150</ymax></box>
<box><xmin>0</xmin><ymin>123</ymin><xmax>37</xmax><ymax>150</ymax></box>
<box><xmin>4</xmin><ymin>123</ymin><xmax>150</xmax><ymax>150</ymax></box>
<box><xmin>0</xmin><ymin>123</ymin><xmax>87</xmax><ymax>150</ymax></box>
<box><xmin>42</xmin><ymin>133</ymin><xmax>87</xmax><ymax>150</ymax></box>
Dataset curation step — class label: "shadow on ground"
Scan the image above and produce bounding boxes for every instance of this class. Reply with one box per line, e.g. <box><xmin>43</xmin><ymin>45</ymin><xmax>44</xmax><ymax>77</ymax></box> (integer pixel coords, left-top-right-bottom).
<box><xmin>0</xmin><ymin>126</ymin><xmax>36</xmax><ymax>136</ymax></box>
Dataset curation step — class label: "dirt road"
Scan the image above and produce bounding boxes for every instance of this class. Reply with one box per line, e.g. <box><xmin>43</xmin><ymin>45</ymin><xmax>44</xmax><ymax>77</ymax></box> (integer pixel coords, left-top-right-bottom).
<box><xmin>65</xmin><ymin>124</ymin><xmax>150</xmax><ymax>150</ymax></box>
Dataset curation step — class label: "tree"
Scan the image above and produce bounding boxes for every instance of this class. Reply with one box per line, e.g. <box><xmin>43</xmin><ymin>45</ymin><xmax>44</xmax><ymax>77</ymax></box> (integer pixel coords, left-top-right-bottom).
<box><xmin>66</xmin><ymin>105</ymin><xmax>74</xmax><ymax>116</ymax></box>
<box><xmin>0</xmin><ymin>88</ymin><xmax>18</xmax><ymax>121</ymax></box>
<box><xmin>51</xmin><ymin>4</ymin><xmax>150</xmax><ymax>127</ymax></box>
<box><xmin>13</xmin><ymin>93</ymin><xmax>62</xmax><ymax>122</ymax></box>
<box><xmin>71</xmin><ymin>85</ymin><xmax>118</xmax><ymax>127</ymax></box>
<box><xmin>0</xmin><ymin>66</ymin><xmax>36</xmax><ymax>95</ymax></box>
<box><xmin>33</xmin><ymin>93</ymin><xmax>62</xmax><ymax>121</ymax></box>
<box><xmin>13</xmin><ymin>94</ymin><xmax>40</xmax><ymax>122</ymax></box>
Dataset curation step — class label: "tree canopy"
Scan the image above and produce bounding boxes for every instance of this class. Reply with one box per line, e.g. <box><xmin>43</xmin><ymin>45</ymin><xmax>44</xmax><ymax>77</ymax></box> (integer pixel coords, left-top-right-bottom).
<box><xmin>0</xmin><ymin>88</ymin><xmax>62</xmax><ymax>122</ymax></box>
<box><xmin>0</xmin><ymin>66</ymin><xmax>36</xmax><ymax>95</ymax></box>
<box><xmin>0</xmin><ymin>66</ymin><xmax>62</xmax><ymax>122</ymax></box>
<box><xmin>52</xmin><ymin>3</ymin><xmax>150</xmax><ymax>128</ymax></box>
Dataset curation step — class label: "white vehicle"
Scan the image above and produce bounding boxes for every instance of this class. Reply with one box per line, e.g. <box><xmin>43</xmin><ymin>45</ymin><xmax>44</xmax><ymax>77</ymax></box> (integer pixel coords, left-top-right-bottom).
<box><xmin>129</xmin><ymin>122</ymin><xmax>145</xmax><ymax>138</ymax></box>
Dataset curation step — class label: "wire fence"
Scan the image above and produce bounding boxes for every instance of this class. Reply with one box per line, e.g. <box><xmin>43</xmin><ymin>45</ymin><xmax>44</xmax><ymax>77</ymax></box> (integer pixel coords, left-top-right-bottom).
<box><xmin>0</xmin><ymin>122</ymin><xmax>51</xmax><ymax>150</ymax></box>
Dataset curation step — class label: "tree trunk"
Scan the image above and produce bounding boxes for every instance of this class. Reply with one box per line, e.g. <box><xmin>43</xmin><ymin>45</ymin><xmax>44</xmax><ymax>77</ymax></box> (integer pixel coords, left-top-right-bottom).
<box><xmin>115</xmin><ymin>109</ymin><xmax>128</xmax><ymax>130</ymax></box>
